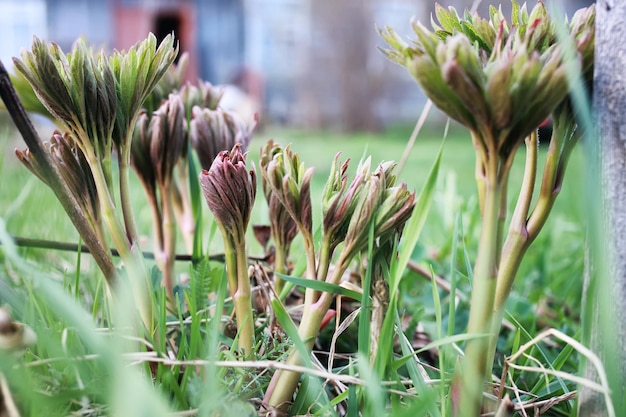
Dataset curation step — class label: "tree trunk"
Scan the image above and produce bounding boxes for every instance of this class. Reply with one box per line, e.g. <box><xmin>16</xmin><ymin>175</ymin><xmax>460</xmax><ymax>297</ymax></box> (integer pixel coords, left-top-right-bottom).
<box><xmin>580</xmin><ymin>1</ymin><xmax>626</xmax><ymax>415</ymax></box>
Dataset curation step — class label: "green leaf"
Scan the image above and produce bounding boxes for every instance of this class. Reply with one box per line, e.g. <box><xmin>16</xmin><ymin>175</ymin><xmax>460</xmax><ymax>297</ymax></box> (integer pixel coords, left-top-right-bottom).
<box><xmin>389</xmin><ymin>389</ymin><xmax>439</xmax><ymax>417</ymax></box>
<box><xmin>346</xmin><ymin>379</ymin><xmax>358</xmax><ymax>417</ymax></box>
<box><xmin>358</xmin><ymin>223</ymin><xmax>375</xmax><ymax>361</ymax></box>
<box><xmin>271</xmin><ymin>296</ymin><xmax>335</xmax><ymax>414</ymax></box>
<box><xmin>460</xmin><ymin>21</ymin><xmax>492</xmax><ymax>52</ymax></box>
<box><xmin>275</xmin><ymin>273</ymin><xmax>361</xmax><ymax>300</ymax></box>
<box><xmin>435</xmin><ymin>3</ymin><xmax>462</xmax><ymax>33</ymax></box>
<box><xmin>291</xmin><ymin>374</ymin><xmax>335</xmax><ymax>416</ymax></box>
<box><xmin>414</xmin><ymin>332</ymin><xmax>491</xmax><ymax>355</ymax></box>
<box><xmin>390</xmin><ymin>138</ymin><xmax>444</xmax><ymax>297</ymax></box>
<box><xmin>394</xmin><ymin>311</ymin><xmax>442</xmax><ymax>417</ymax></box>
<box><xmin>512</xmin><ymin>0</ymin><xmax>521</xmax><ymax>26</ymax></box>
<box><xmin>448</xmin><ymin>212</ymin><xmax>461</xmax><ymax>337</ymax></box>
<box><xmin>510</xmin><ymin>327</ymin><xmax>522</xmax><ymax>381</ymax></box>
<box><xmin>190</xmin><ymin>256</ymin><xmax>214</xmax><ymax>309</ymax></box>
<box><xmin>373</xmin><ymin>127</ymin><xmax>443</xmax><ymax>383</ymax></box>
<box><xmin>184</xmin><ymin>143</ymin><xmax>203</xmax><ymax>262</ymax></box>
<box><xmin>358</xmin><ymin>353</ymin><xmax>386</xmax><ymax>417</ymax></box>
<box><xmin>110</xmin><ymin>34</ymin><xmax>177</xmax><ymax>147</ymax></box>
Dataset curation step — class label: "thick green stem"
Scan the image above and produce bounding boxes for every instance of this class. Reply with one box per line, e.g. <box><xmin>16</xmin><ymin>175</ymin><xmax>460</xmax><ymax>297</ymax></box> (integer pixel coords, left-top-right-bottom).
<box><xmin>496</xmin><ymin>150</ymin><xmax>516</xmax><ymax>264</ymax></box>
<box><xmin>471</xmin><ymin>132</ymin><xmax>489</xmax><ymax>216</ymax></box>
<box><xmin>488</xmin><ymin>234</ymin><xmax>527</xmax><ymax>367</ymax></box>
<box><xmin>526</xmin><ymin>122</ymin><xmax>575</xmax><ymax>239</ymax></box>
<box><xmin>83</xmin><ymin>148</ymin><xmax>131</xmax><ymax>257</ymax></box>
<box><xmin>264</xmin><ymin>237</ymin><xmax>333</xmax><ymax>408</ymax></box>
<box><xmin>234</xmin><ymin>240</ymin><xmax>255</xmax><ymax>359</ymax></box>
<box><xmin>486</xmin><ymin>133</ymin><xmax>538</xmax><ymax>373</ymax></box>
<box><xmin>475</xmin><ymin>157</ymin><xmax>487</xmax><ymax>217</ymax></box>
<box><xmin>458</xmin><ymin>164</ymin><xmax>502</xmax><ymax>417</ymax></box>
<box><xmin>266</xmin><ymin>252</ymin><xmax>347</xmax><ymax>410</ymax></box>
<box><xmin>266</xmin><ymin>290</ymin><xmax>332</xmax><ymax>409</ymax></box>
<box><xmin>496</xmin><ymin>171</ymin><xmax>509</xmax><ymax>264</ymax></box>
<box><xmin>222</xmin><ymin>234</ymin><xmax>255</xmax><ymax>359</ymax></box>
<box><xmin>118</xmin><ymin>142</ymin><xmax>141</xmax><ymax>245</ymax></box>
<box><xmin>145</xmin><ymin>187</ymin><xmax>164</xmax><ymax>268</ymax></box>
<box><xmin>222</xmin><ymin>238</ymin><xmax>239</xmax><ymax>301</ymax></box>
<box><xmin>301</xmin><ymin>232</ymin><xmax>319</xmax><ymax>307</ymax></box>
<box><xmin>87</xmin><ymin>149</ymin><xmax>154</xmax><ymax>334</ymax></box>
<box><xmin>487</xmin><ymin>127</ymin><xmax>575</xmax><ymax>386</ymax></box>
<box><xmin>172</xmin><ymin>173</ymin><xmax>195</xmax><ymax>253</ymax></box>
<box><xmin>273</xmin><ymin>244</ymin><xmax>288</xmax><ymax>295</ymax></box>
<box><xmin>510</xmin><ymin>133</ymin><xmax>538</xmax><ymax>235</ymax></box>
<box><xmin>310</xmin><ymin>237</ymin><xmax>333</xmax><ymax>301</ymax></box>
<box><xmin>159</xmin><ymin>182</ymin><xmax>177</xmax><ymax>303</ymax></box>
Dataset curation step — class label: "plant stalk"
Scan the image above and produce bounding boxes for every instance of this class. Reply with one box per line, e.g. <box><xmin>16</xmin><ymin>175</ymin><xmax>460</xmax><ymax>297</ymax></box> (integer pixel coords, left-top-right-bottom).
<box><xmin>86</xmin><ymin>148</ymin><xmax>154</xmax><ymax>334</ymax></box>
<box><xmin>234</xmin><ymin>239</ymin><xmax>255</xmax><ymax>359</ymax></box>
<box><xmin>485</xmin><ymin>133</ymin><xmax>538</xmax><ymax>372</ymax></box>
<box><xmin>145</xmin><ymin>187</ymin><xmax>165</xmax><ymax>268</ymax></box>
<box><xmin>159</xmin><ymin>182</ymin><xmax>177</xmax><ymax>303</ymax></box>
<box><xmin>266</xmin><ymin>251</ymin><xmax>347</xmax><ymax>409</ymax></box>
<box><xmin>118</xmin><ymin>129</ymin><xmax>142</xmax><ymax>245</ymax></box>
<box><xmin>273</xmin><ymin>244</ymin><xmax>288</xmax><ymax>295</ymax></box>
<box><xmin>222</xmin><ymin>233</ymin><xmax>255</xmax><ymax>359</ymax></box>
<box><xmin>266</xmin><ymin>291</ymin><xmax>331</xmax><ymax>408</ymax></box>
<box><xmin>172</xmin><ymin>163</ymin><xmax>196</xmax><ymax>253</ymax></box>
<box><xmin>301</xmin><ymin>232</ymin><xmax>319</xmax><ymax>307</ymax></box>
<box><xmin>457</xmin><ymin>157</ymin><xmax>502</xmax><ymax>417</ymax></box>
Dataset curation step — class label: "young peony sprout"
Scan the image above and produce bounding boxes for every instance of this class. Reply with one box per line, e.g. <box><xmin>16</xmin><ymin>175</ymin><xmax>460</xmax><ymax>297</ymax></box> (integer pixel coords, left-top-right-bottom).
<box><xmin>382</xmin><ymin>2</ymin><xmax>594</xmax><ymax>415</ymax></box>
<box><xmin>133</xmin><ymin>64</ymin><xmax>224</xmax><ymax>257</ymax></box>
<box><xmin>260</xmin><ymin>142</ymin><xmax>316</xmax><ymax>301</ymax></box>
<box><xmin>179</xmin><ymin>80</ymin><xmax>223</xmax><ymax>118</ymax></box>
<box><xmin>142</xmin><ymin>52</ymin><xmax>189</xmax><ymax>115</ymax></box>
<box><xmin>200</xmin><ymin>144</ymin><xmax>257</xmax><ymax>358</ymax></box>
<box><xmin>190</xmin><ymin>107</ymin><xmax>254</xmax><ymax>171</ymax></box>
<box><xmin>11</xmin><ymin>34</ymin><xmax>178</xmax><ymax>335</ymax></box>
<box><xmin>131</xmin><ymin>95</ymin><xmax>186</xmax><ymax>301</ymax></box>
<box><xmin>263</xmin><ymin>143</ymin><xmax>415</xmax><ymax>411</ymax></box>
<box><xmin>259</xmin><ymin>142</ymin><xmax>299</xmax><ymax>294</ymax></box>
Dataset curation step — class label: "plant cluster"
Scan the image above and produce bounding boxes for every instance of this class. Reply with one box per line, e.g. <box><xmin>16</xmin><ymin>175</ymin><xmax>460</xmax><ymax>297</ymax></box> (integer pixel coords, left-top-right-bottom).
<box><xmin>0</xmin><ymin>1</ymin><xmax>602</xmax><ymax>416</ymax></box>
<box><xmin>381</xmin><ymin>1</ymin><xmax>594</xmax><ymax>414</ymax></box>
<box><xmin>1</xmin><ymin>30</ymin><xmax>416</xmax><ymax>415</ymax></box>
<box><xmin>259</xmin><ymin>143</ymin><xmax>415</xmax><ymax>409</ymax></box>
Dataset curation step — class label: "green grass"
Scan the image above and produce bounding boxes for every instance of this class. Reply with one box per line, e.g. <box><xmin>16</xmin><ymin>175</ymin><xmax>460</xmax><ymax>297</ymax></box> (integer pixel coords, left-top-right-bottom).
<box><xmin>0</xmin><ymin>123</ymin><xmax>587</xmax><ymax>416</ymax></box>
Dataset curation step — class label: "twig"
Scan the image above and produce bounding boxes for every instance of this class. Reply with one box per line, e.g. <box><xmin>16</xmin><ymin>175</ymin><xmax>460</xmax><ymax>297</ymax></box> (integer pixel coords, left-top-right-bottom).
<box><xmin>21</xmin><ymin>352</ymin><xmax>430</xmax><ymax>395</ymax></box>
<box><xmin>3</xmin><ymin>235</ymin><xmax>268</xmax><ymax>263</ymax></box>
<box><xmin>482</xmin><ymin>391</ymin><xmax>577</xmax><ymax>417</ymax></box>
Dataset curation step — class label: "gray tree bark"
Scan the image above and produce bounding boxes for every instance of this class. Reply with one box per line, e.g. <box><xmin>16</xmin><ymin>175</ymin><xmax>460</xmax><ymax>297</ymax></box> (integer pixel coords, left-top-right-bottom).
<box><xmin>580</xmin><ymin>1</ymin><xmax>626</xmax><ymax>415</ymax></box>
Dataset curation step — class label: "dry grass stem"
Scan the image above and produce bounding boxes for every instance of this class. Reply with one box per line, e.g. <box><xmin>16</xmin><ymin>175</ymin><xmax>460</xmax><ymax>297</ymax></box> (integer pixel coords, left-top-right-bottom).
<box><xmin>502</xmin><ymin>328</ymin><xmax>614</xmax><ymax>417</ymax></box>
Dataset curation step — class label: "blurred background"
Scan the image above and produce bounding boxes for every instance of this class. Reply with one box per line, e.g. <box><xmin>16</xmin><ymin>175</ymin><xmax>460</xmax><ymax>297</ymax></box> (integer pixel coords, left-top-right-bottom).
<box><xmin>0</xmin><ymin>0</ymin><xmax>592</xmax><ymax>132</ymax></box>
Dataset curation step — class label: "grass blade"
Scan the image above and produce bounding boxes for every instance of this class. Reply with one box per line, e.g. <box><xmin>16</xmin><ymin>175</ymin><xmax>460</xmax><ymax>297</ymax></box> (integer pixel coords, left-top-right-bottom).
<box><xmin>391</xmin><ymin>138</ymin><xmax>444</xmax><ymax>297</ymax></box>
<box><xmin>275</xmin><ymin>272</ymin><xmax>361</xmax><ymax>300</ymax></box>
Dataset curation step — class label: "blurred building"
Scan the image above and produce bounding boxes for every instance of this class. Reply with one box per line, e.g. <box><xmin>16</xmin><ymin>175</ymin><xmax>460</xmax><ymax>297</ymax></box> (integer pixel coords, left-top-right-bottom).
<box><xmin>0</xmin><ymin>0</ymin><xmax>594</xmax><ymax>130</ymax></box>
